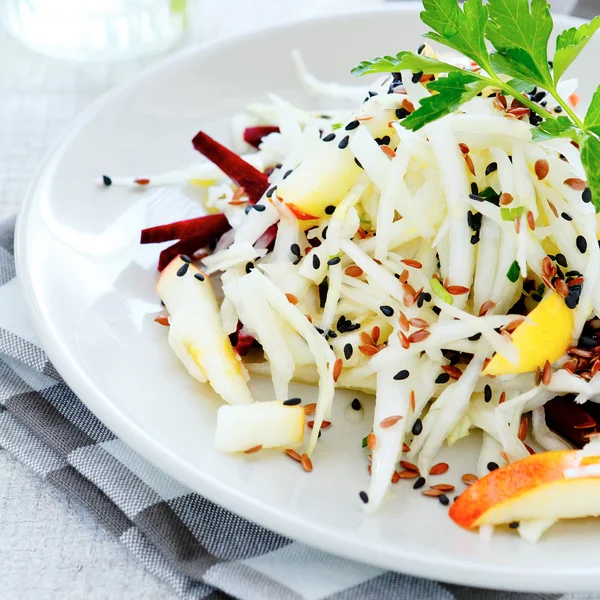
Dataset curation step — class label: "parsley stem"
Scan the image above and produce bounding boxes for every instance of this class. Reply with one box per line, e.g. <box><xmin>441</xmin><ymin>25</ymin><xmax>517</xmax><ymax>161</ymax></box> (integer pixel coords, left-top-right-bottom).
<box><xmin>487</xmin><ymin>75</ymin><xmax>554</xmax><ymax>121</ymax></box>
<box><xmin>549</xmin><ymin>91</ymin><xmax>585</xmax><ymax>130</ymax></box>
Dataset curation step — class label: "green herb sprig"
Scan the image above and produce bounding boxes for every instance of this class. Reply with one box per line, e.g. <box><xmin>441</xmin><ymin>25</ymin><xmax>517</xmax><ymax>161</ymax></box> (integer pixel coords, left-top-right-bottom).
<box><xmin>352</xmin><ymin>0</ymin><xmax>600</xmax><ymax>210</ymax></box>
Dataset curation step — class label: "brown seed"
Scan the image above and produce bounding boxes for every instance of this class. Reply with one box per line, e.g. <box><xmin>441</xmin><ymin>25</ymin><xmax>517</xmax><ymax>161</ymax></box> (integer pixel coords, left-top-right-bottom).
<box><xmin>135</xmin><ymin>178</ymin><xmax>150</xmax><ymax>185</ymax></box>
<box><xmin>535</xmin><ymin>159</ymin><xmax>550</xmax><ymax>180</ymax></box>
<box><xmin>304</xmin><ymin>403</ymin><xmax>316</xmax><ymax>416</ymax></box>
<box><xmin>344</xmin><ymin>265</ymin><xmax>363</xmax><ymax>277</ymax></box>
<box><xmin>541</xmin><ymin>274</ymin><xmax>555</xmax><ymax>291</ymax></box>
<box><xmin>403</xmin><ymin>443</ymin><xmax>411</xmax><ymax>453</ymax></box>
<box><xmin>286</xmin><ymin>449</ymin><xmax>301</xmax><ymax>462</ymax></box>
<box><xmin>506</xmin><ymin>107</ymin><xmax>530</xmax><ymax>118</ymax></box>
<box><xmin>306</xmin><ymin>420</ymin><xmax>331</xmax><ymax>429</ymax></box>
<box><xmin>244</xmin><ymin>445</ymin><xmax>263</xmax><ymax>454</ymax></box>
<box><xmin>399</xmin><ymin>269</ymin><xmax>409</xmax><ymax>283</ymax></box>
<box><xmin>464</xmin><ymin>154</ymin><xmax>476</xmax><ymax>176</ymax></box>
<box><xmin>432</xmin><ymin>272</ymin><xmax>442</xmax><ymax>282</ymax></box>
<box><xmin>514</xmin><ymin>216</ymin><xmax>521</xmax><ymax>234</ymax></box>
<box><xmin>493</xmin><ymin>98</ymin><xmax>506</xmax><ymax>111</ymax></box>
<box><xmin>371</xmin><ymin>326</ymin><xmax>381</xmax><ymax>345</ymax></box>
<box><xmin>358</xmin><ymin>344</ymin><xmax>378</xmax><ymax>357</ymax></box>
<box><xmin>401</xmin><ymin>258</ymin><xmax>423</xmax><ymax>269</ymax></box>
<box><xmin>446</xmin><ymin>285</ymin><xmax>470</xmax><ymax>296</ymax></box>
<box><xmin>479</xmin><ymin>300</ymin><xmax>496</xmax><ymax>317</ymax></box>
<box><xmin>570</xmin><ymin>347</ymin><xmax>593</xmax><ymax>358</ymax></box>
<box><xmin>431</xmin><ymin>483</ymin><xmax>455</xmax><ymax>492</ymax></box>
<box><xmin>360</xmin><ymin>331</ymin><xmax>374</xmax><ymax>346</ymax></box>
<box><xmin>548</xmin><ymin>201</ymin><xmax>559</xmax><ymax>218</ymax></box>
<box><xmin>503</xmin><ymin>318</ymin><xmax>524</xmax><ymax>333</ymax></box>
<box><xmin>542</xmin><ymin>256</ymin><xmax>553</xmax><ymax>278</ymax></box>
<box><xmin>408</xmin><ymin>329</ymin><xmax>430</xmax><ymax>343</ymax></box>
<box><xmin>399</xmin><ymin>312</ymin><xmax>410</xmax><ymax>332</ymax></box>
<box><xmin>402</xmin><ymin>282</ymin><xmax>417</xmax><ymax>297</ymax></box>
<box><xmin>499</xmin><ymin>192</ymin><xmax>514</xmax><ymax>206</ymax></box>
<box><xmin>391</xmin><ymin>471</ymin><xmax>401</xmax><ymax>484</ymax></box>
<box><xmin>381</xmin><ymin>145</ymin><xmax>396</xmax><ymax>159</ymax></box>
<box><xmin>442</xmin><ymin>365</ymin><xmax>463</xmax><ymax>380</ymax></box>
<box><xmin>422</xmin><ymin>488</ymin><xmax>444</xmax><ymax>497</ymax></box>
<box><xmin>333</xmin><ymin>358</ymin><xmax>343</xmax><ymax>382</ymax></box>
<box><xmin>461</xmin><ymin>473</ymin><xmax>479</xmax><ymax>485</ymax></box>
<box><xmin>399</xmin><ymin>470</ymin><xmax>420</xmax><ymax>479</ymax></box>
<box><xmin>154</xmin><ymin>315</ymin><xmax>170</xmax><ymax>326</ymax></box>
<box><xmin>568</xmin><ymin>276</ymin><xmax>584</xmax><ymax>287</ymax></box>
<box><xmin>564</xmin><ymin>177</ymin><xmax>588</xmax><ymax>191</ymax></box>
<box><xmin>592</xmin><ymin>360</ymin><xmax>600</xmax><ymax>375</ymax></box>
<box><xmin>500</xmin><ymin>451</ymin><xmax>510</xmax><ymax>463</ymax></box>
<box><xmin>526</xmin><ymin>210</ymin><xmax>535</xmax><ymax>230</ymax></box>
<box><xmin>409</xmin><ymin>318</ymin><xmax>429</xmax><ymax>329</ymax></box>
<box><xmin>524</xmin><ymin>443</ymin><xmax>536</xmax><ymax>455</ymax></box>
<box><xmin>542</xmin><ymin>360</ymin><xmax>552</xmax><ymax>386</ymax></box>
<box><xmin>285</xmin><ymin>293</ymin><xmax>299</xmax><ymax>305</ymax></box>
<box><xmin>367</xmin><ymin>464</ymin><xmax>372</xmax><ymax>475</ymax></box>
<box><xmin>402</xmin><ymin>98</ymin><xmax>415</xmax><ymax>113</ymax></box>
<box><xmin>356</xmin><ymin>115</ymin><xmax>374</xmax><ymax>122</ymax></box>
<box><xmin>367</xmin><ymin>432</ymin><xmax>377</xmax><ymax>450</ymax></box>
<box><xmin>400</xmin><ymin>460</ymin><xmax>419</xmax><ymax>473</ymax></box>
<box><xmin>380</xmin><ymin>415</ymin><xmax>403</xmax><ymax>428</ymax></box>
<box><xmin>301</xmin><ymin>453</ymin><xmax>313</xmax><ymax>472</ymax></box>
<box><xmin>580</xmin><ymin>371</ymin><xmax>593</xmax><ymax>381</ymax></box>
<box><xmin>459</xmin><ymin>143</ymin><xmax>470</xmax><ymax>154</ymax></box>
<box><xmin>410</xmin><ymin>390</ymin><xmax>416</xmax><ymax>412</ymax></box>
<box><xmin>518</xmin><ymin>417</ymin><xmax>528</xmax><ymax>442</ymax></box>
<box><xmin>305</xmin><ymin>314</ymin><xmax>313</xmax><ymax>323</ymax></box>
<box><xmin>574</xmin><ymin>420</ymin><xmax>597</xmax><ymax>429</ymax></box>
<box><xmin>555</xmin><ymin>279</ymin><xmax>570</xmax><ymax>299</ymax></box>
<box><xmin>534</xmin><ymin>366</ymin><xmax>542</xmax><ymax>386</ymax></box>
<box><xmin>398</xmin><ymin>331</ymin><xmax>411</xmax><ymax>349</ymax></box>
<box><xmin>499</xmin><ymin>391</ymin><xmax>506</xmax><ymax>404</ymax></box>
<box><xmin>429</xmin><ymin>462</ymin><xmax>449</xmax><ymax>475</ymax></box>
<box><xmin>403</xmin><ymin>292</ymin><xmax>415</xmax><ymax>307</ymax></box>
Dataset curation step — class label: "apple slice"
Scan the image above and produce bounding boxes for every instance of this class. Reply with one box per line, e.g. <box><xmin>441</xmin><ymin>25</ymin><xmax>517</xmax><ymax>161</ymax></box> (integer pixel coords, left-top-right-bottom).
<box><xmin>157</xmin><ymin>256</ymin><xmax>253</xmax><ymax>405</ymax></box>
<box><xmin>215</xmin><ymin>400</ymin><xmax>305</xmax><ymax>452</ymax></box>
<box><xmin>483</xmin><ymin>292</ymin><xmax>574</xmax><ymax>376</ymax></box>
<box><xmin>449</xmin><ymin>450</ymin><xmax>600</xmax><ymax>529</ymax></box>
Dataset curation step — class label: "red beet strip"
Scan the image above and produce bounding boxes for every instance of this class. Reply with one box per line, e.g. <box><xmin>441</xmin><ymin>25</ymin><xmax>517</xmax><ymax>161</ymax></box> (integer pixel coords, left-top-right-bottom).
<box><xmin>544</xmin><ymin>395</ymin><xmax>597</xmax><ymax>448</ymax></box>
<box><xmin>243</xmin><ymin>126</ymin><xmax>280</xmax><ymax>149</ymax></box>
<box><xmin>157</xmin><ymin>235</ymin><xmax>211</xmax><ymax>271</ymax></box>
<box><xmin>192</xmin><ymin>131</ymin><xmax>270</xmax><ymax>204</ymax></box>
<box><xmin>141</xmin><ymin>214</ymin><xmax>230</xmax><ymax>244</ymax></box>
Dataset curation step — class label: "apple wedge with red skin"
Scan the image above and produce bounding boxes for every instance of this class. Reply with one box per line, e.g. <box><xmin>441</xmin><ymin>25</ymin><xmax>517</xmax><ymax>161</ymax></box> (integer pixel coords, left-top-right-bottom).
<box><xmin>450</xmin><ymin>451</ymin><xmax>600</xmax><ymax>529</ymax></box>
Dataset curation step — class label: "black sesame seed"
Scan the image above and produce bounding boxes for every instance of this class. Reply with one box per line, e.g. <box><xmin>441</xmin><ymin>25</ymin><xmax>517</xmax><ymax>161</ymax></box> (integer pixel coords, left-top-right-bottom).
<box><xmin>380</xmin><ymin>305</ymin><xmax>394</xmax><ymax>317</ymax></box>
<box><xmin>327</xmin><ymin>256</ymin><xmax>341</xmax><ymax>266</ymax></box>
<box><xmin>324</xmin><ymin>205</ymin><xmax>336</xmax><ymax>215</ymax></box>
<box><xmin>266</xmin><ymin>186</ymin><xmax>277</xmax><ymax>198</ymax></box>
<box><xmin>411</xmin><ymin>71</ymin><xmax>423</xmax><ymax>83</ymax></box>
<box><xmin>315</xmin><ymin>326</ymin><xmax>325</xmax><ymax>334</ymax></box>
<box><xmin>180</xmin><ymin>254</ymin><xmax>191</xmax><ymax>263</ymax></box>
<box><xmin>470</xmin><ymin>234</ymin><xmax>480</xmax><ymax>245</ymax></box>
<box><xmin>290</xmin><ymin>243</ymin><xmax>301</xmax><ymax>257</ymax></box>
<box><xmin>471</xmin><ymin>182</ymin><xmax>479</xmax><ymax>195</ymax></box>
<box><xmin>417</xmin><ymin>293</ymin><xmax>425</xmax><ymax>308</ymax></box>
<box><xmin>194</xmin><ymin>273</ymin><xmax>205</xmax><ymax>282</ymax></box>
<box><xmin>394</xmin><ymin>369</ymin><xmax>410</xmax><ymax>381</ymax></box>
<box><xmin>244</xmin><ymin>205</ymin><xmax>252</xmax><ymax>214</ymax></box>
<box><xmin>534</xmin><ymin>91</ymin><xmax>547</xmax><ymax>103</ymax></box>
<box><xmin>313</xmin><ymin>254</ymin><xmax>321</xmax><ymax>269</ymax></box>
<box><xmin>417</xmin><ymin>43</ymin><xmax>426</xmax><ymax>54</ymax></box>
<box><xmin>509</xmin><ymin>521</ymin><xmax>520</xmax><ymax>529</ymax></box>
<box><xmin>469</xmin><ymin>194</ymin><xmax>484</xmax><ymax>202</ymax></box>
<box><xmin>351</xmin><ymin>398</ymin><xmax>362</xmax><ymax>411</ymax></box>
<box><xmin>102</xmin><ymin>175</ymin><xmax>112</xmax><ymax>186</ymax></box>
<box><xmin>245</xmin><ymin>262</ymin><xmax>254</xmax><ymax>274</ymax></box>
<box><xmin>449</xmin><ymin>354</ymin><xmax>461</xmax><ymax>366</ymax></box>
<box><xmin>487</xmin><ymin>461</ymin><xmax>499</xmax><ymax>471</ymax></box>
<box><xmin>380</xmin><ymin>135</ymin><xmax>391</xmax><ymax>146</ymax></box>
<box><xmin>566</xmin><ymin>270</ymin><xmax>580</xmax><ymax>277</ymax></box>
<box><xmin>413</xmin><ymin>476</ymin><xmax>426</xmax><ymax>489</ymax></box>
<box><xmin>338</xmin><ymin>135</ymin><xmax>350</xmax><ymax>150</ymax></box>
<box><xmin>435</xmin><ymin>372</ymin><xmax>450</xmax><ymax>384</ymax></box>
<box><xmin>283</xmin><ymin>397</ymin><xmax>302</xmax><ymax>406</ymax></box>
<box><xmin>345</xmin><ymin>120</ymin><xmax>360</xmax><ymax>131</ymax></box>
<box><xmin>368</xmin><ymin>91</ymin><xmax>378</xmax><ymax>97</ymax></box>
<box><xmin>540</xmin><ymin>100</ymin><xmax>548</xmax><ymax>107</ymax></box>
<box><xmin>327</xmin><ymin>330</ymin><xmax>337</xmax><ymax>339</ymax></box>
<box><xmin>254</xmin><ymin>204</ymin><xmax>266</xmax><ymax>212</ymax></box>
<box><xmin>566</xmin><ymin>294</ymin><xmax>578</xmax><ymax>309</ymax></box>
<box><xmin>432</xmin><ymin>306</ymin><xmax>441</xmax><ymax>316</ymax></box>
<box><xmin>485</xmin><ymin>162</ymin><xmax>498</xmax><ymax>176</ymax></box>
<box><xmin>484</xmin><ymin>384</ymin><xmax>492</xmax><ymax>403</ymax></box>
<box><xmin>176</xmin><ymin>263</ymin><xmax>189</xmax><ymax>277</ymax></box>
<box><xmin>439</xmin><ymin>494</ymin><xmax>450</xmax><ymax>506</ymax></box>
<box><xmin>424</xmin><ymin>292</ymin><xmax>432</xmax><ymax>302</ymax></box>
<box><xmin>396</xmin><ymin>108</ymin><xmax>409</xmax><ymax>120</ymax></box>
<box><xmin>555</xmin><ymin>253</ymin><xmax>568</xmax><ymax>267</ymax></box>
<box><xmin>468</xmin><ymin>332</ymin><xmax>482</xmax><ymax>341</ymax></box>
<box><xmin>576</xmin><ymin>235</ymin><xmax>588</xmax><ymax>254</ymax></box>
<box><xmin>322</xmin><ymin>226</ymin><xmax>328</xmax><ymax>240</ymax></box>
<box><xmin>318</xmin><ymin>278</ymin><xmax>328</xmax><ymax>308</ymax></box>
<box><xmin>283</xmin><ymin>169</ymin><xmax>293</xmax><ymax>180</ymax></box>
<box><xmin>343</xmin><ymin>343</ymin><xmax>353</xmax><ymax>360</ymax></box>
<box><xmin>354</xmin><ymin>157</ymin><xmax>363</xmax><ymax>169</ymax></box>
<box><xmin>554</xmin><ymin>106</ymin><xmax>563</xmax><ymax>113</ymax></box>
<box><xmin>582</xmin><ymin>187</ymin><xmax>592</xmax><ymax>204</ymax></box>
<box><xmin>532</xmin><ymin>293</ymin><xmax>543</xmax><ymax>302</ymax></box>
<box><xmin>323</xmin><ymin>133</ymin><xmax>336</xmax><ymax>142</ymax></box>
<box><xmin>359</xmin><ymin>491</ymin><xmax>369</xmax><ymax>504</ymax></box>
<box><xmin>561</xmin><ymin>212</ymin><xmax>572</xmax><ymax>221</ymax></box>
<box><xmin>412</xmin><ymin>418</ymin><xmax>423</xmax><ymax>436</ymax></box>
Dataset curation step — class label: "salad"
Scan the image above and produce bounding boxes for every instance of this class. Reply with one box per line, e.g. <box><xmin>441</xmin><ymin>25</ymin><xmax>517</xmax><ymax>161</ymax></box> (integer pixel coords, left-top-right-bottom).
<box><xmin>102</xmin><ymin>0</ymin><xmax>600</xmax><ymax>543</ymax></box>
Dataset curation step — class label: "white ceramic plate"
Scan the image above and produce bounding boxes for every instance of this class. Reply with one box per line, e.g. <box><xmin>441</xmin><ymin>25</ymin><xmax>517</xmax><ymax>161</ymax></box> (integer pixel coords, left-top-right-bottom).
<box><xmin>16</xmin><ymin>4</ymin><xmax>600</xmax><ymax>592</ymax></box>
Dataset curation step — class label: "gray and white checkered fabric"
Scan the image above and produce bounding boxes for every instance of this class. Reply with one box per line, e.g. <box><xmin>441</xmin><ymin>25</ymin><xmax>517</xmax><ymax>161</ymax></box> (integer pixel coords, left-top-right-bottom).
<box><xmin>0</xmin><ymin>216</ymin><xmax>578</xmax><ymax>600</ymax></box>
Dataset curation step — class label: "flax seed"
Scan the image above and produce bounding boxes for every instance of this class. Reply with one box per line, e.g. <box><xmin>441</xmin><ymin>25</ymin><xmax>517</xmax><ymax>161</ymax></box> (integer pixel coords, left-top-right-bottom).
<box><xmin>429</xmin><ymin>462</ymin><xmax>449</xmax><ymax>475</ymax></box>
<box><xmin>535</xmin><ymin>159</ymin><xmax>549</xmax><ymax>180</ymax></box>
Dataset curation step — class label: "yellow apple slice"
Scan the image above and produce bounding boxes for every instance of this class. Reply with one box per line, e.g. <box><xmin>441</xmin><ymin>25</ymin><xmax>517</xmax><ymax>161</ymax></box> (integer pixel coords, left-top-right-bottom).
<box><xmin>449</xmin><ymin>450</ymin><xmax>600</xmax><ymax>529</ymax></box>
<box><xmin>483</xmin><ymin>292</ymin><xmax>574</xmax><ymax>376</ymax></box>
<box><xmin>215</xmin><ymin>400</ymin><xmax>305</xmax><ymax>452</ymax></box>
<box><xmin>157</xmin><ymin>256</ymin><xmax>253</xmax><ymax>405</ymax></box>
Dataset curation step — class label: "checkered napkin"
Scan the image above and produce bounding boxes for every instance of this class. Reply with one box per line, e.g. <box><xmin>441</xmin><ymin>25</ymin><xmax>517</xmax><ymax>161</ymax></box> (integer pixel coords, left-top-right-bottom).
<box><xmin>0</xmin><ymin>217</ymin><xmax>575</xmax><ymax>600</ymax></box>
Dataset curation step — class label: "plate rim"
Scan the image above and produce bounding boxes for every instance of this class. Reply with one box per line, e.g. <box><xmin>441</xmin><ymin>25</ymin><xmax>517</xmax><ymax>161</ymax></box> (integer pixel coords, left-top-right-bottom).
<box><xmin>15</xmin><ymin>5</ymin><xmax>596</xmax><ymax>593</ymax></box>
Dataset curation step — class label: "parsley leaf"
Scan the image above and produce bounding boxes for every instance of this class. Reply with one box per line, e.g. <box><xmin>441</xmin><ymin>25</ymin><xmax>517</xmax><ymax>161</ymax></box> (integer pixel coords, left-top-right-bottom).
<box><xmin>554</xmin><ymin>16</ymin><xmax>600</xmax><ymax>83</ymax></box>
<box><xmin>402</xmin><ymin>71</ymin><xmax>487</xmax><ymax>131</ymax></box>
<box><xmin>506</xmin><ymin>260</ymin><xmax>520</xmax><ymax>283</ymax></box>
<box><xmin>420</xmin><ymin>0</ymin><xmax>489</xmax><ymax>68</ymax></box>
<box><xmin>490</xmin><ymin>49</ymin><xmax>551</xmax><ymax>89</ymax></box>
<box><xmin>584</xmin><ymin>86</ymin><xmax>600</xmax><ymax>137</ymax></box>
<box><xmin>531</xmin><ymin>116</ymin><xmax>578</xmax><ymax>141</ymax></box>
<box><xmin>486</xmin><ymin>0</ymin><xmax>553</xmax><ymax>87</ymax></box>
<box><xmin>351</xmin><ymin>51</ymin><xmax>461</xmax><ymax>77</ymax></box>
<box><xmin>580</xmin><ymin>134</ymin><xmax>600</xmax><ymax>212</ymax></box>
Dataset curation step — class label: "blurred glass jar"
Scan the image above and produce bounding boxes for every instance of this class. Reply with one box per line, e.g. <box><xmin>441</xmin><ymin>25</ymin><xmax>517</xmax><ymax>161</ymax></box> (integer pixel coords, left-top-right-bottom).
<box><xmin>0</xmin><ymin>0</ymin><xmax>187</xmax><ymax>61</ymax></box>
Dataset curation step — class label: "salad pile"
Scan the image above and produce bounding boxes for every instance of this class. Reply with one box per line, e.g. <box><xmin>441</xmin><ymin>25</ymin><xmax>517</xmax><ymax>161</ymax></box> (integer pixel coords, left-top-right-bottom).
<box><xmin>103</xmin><ymin>0</ymin><xmax>600</xmax><ymax>542</ymax></box>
